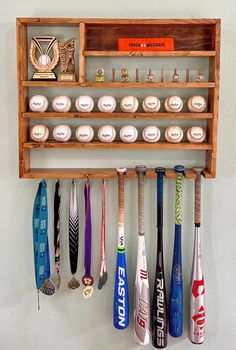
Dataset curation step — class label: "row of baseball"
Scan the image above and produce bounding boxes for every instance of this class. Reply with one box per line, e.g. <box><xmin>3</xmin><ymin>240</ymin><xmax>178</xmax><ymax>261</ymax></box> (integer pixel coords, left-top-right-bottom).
<box><xmin>30</xmin><ymin>124</ymin><xmax>206</xmax><ymax>144</ymax></box>
<box><xmin>29</xmin><ymin>95</ymin><xmax>207</xmax><ymax>113</ymax></box>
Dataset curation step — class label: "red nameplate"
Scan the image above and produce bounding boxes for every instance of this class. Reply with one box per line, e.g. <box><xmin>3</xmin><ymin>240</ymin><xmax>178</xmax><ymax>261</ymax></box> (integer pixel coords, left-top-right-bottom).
<box><xmin>118</xmin><ymin>38</ymin><xmax>174</xmax><ymax>51</ymax></box>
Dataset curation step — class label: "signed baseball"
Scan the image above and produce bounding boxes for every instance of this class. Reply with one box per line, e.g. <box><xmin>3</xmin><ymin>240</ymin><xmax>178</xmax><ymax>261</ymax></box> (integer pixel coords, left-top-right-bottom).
<box><xmin>29</xmin><ymin>95</ymin><xmax>49</xmax><ymax>113</ymax></box>
<box><xmin>98</xmin><ymin>96</ymin><xmax>116</xmax><ymax>113</ymax></box>
<box><xmin>52</xmin><ymin>96</ymin><xmax>72</xmax><ymax>113</ymax></box>
<box><xmin>120</xmin><ymin>96</ymin><xmax>139</xmax><ymax>113</ymax></box>
<box><xmin>53</xmin><ymin>125</ymin><xmax>72</xmax><ymax>142</ymax></box>
<box><xmin>142</xmin><ymin>96</ymin><xmax>161</xmax><ymax>113</ymax></box>
<box><xmin>187</xmin><ymin>96</ymin><xmax>207</xmax><ymax>113</ymax></box>
<box><xmin>76</xmin><ymin>125</ymin><xmax>94</xmax><ymax>143</ymax></box>
<box><xmin>142</xmin><ymin>126</ymin><xmax>161</xmax><ymax>143</ymax></box>
<box><xmin>187</xmin><ymin>126</ymin><xmax>206</xmax><ymax>143</ymax></box>
<box><xmin>98</xmin><ymin>125</ymin><xmax>116</xmax><ymax>143</ymax></box>
<box><xmin>165</xmin><ymin>126</ymin><xmax>184</xmax><ymax>143</ymax></box>
<box><xmin>75</xmin><ymin>96</ymin><xmax>94</xmax><ymax>113</ymax></box>
<box><xmin>120</xmin><ymin>125</ymin><xmax>138</xmax><ymax>143</ymax></box>
<box><xmin>30</xmin><ymin>125</ymin><xmax>49</xmax><ymax>142</ymax></box>
<box><xmin>164</xmin><ymin>96</ymin><xmax>183</xmax><ymax>113</ymax></box>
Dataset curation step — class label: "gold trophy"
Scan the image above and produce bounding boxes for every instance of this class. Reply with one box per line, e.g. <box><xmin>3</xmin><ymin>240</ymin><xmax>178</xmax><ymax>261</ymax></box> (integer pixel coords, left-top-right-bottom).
<box><xmin>58</xmin><ymin>38</ymin><xmax>76</xmax><ymax>81</ymax></box>
<box><xmin>29</xmin><ymin>36</ymin><xmax>59</xmax><ymax>80</ymax></box>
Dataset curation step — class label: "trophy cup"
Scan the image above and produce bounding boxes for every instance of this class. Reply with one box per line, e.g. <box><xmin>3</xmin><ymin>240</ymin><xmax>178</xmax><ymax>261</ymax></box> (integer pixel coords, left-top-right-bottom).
<box><xmin>58</xmin><ymin>38</ymin><xmax>76</xmax><ymax>81</ymax></box>
<box><xmin>29</xmin><ymin>36</ymin><xmax>60</xmax><ymax>80</ymax></box>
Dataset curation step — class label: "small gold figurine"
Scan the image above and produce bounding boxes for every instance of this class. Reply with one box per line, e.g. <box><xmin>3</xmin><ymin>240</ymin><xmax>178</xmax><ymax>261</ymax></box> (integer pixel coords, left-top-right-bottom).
<box><xmin>58</xmin><ymin>38</ymin><xmax>76</xmax><ymax>82</ymax></box>
<box><xmin>196</xmin><ymin>68</ymin><xmax>206</xmax><ymax>82</ymax></box>
<box><xmin>147</xmin><ymin>68</ymin><xmax>155</xmax><ymax>83</ymax></box>
<box><xmin>121</xmin><ymin>68</ymin><xmax>129</xmax><ymax>83</ymax></box>
<box><xmin>96</xmin><ymin>68</ymin><xmax>105</xmax><ymax>82</ymax></box>
<box><xmin>172</xmin><ymin>68</ymin><xmax>180</xmax><ymax>82</ymax></box>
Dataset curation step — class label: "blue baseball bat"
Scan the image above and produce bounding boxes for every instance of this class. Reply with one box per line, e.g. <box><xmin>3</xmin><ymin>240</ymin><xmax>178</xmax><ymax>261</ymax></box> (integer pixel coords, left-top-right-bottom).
<box><xmin>113</xmin><ymin>168</ymin><xmax>129</xmax><ymax>329</ymax></box>
<box><xmin>169</xmin><ymin>165</ymin><xmax>185</xmax><ymax>337</ymax></box>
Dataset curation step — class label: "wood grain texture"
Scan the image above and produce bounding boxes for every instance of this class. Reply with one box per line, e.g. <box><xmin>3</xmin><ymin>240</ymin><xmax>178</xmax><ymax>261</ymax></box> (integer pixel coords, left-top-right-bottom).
<box><xmin>79</xmin><ymin>23</ymin><xmax>86</xmax><ymax>83</ymax></box>
<box><xmin>21</xmin><ymin>168</ymin><xmax>212</xmax><ymax>180</ymax></box>
<box><xmin>21</xmin><ymin>81</ymin><xmax>215</xmax><ymax>88</ymax></box>
<box><xmin>23</xmin><ymin>141</ymin><xmax>212</xmax><ymax>150</ymax></box>
<box><xmin>84</xmin><ymin>50</ymin><xmax>216</xmax><ymax>57</ymax></box>
<box><xmin>22</xmin><ymin>112</ymin><xmax>213</xmax><ymax>119</ymax></box>
<box><xmin>17</xmin><ymin>19</ymin><xmax>30</xmax><ymax>178</ymax></box>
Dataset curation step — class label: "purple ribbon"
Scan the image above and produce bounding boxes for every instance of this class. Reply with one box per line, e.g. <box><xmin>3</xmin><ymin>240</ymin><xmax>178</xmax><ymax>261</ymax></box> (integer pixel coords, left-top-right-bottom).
<box><xmin>84</xmin><ymin>180</ymin><xmax>92</xmax><ymax>278</ymax></box>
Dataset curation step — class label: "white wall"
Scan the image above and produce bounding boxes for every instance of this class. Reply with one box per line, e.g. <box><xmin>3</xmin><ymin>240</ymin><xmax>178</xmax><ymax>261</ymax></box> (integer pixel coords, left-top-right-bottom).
<box><xmin>1</xmin><ymin>1</ymin><xmax>236</xmax><ymax>349</ymax></box>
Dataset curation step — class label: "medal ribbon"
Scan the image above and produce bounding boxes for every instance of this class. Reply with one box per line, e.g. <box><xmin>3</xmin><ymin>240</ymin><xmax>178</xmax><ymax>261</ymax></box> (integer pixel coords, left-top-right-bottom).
<box><xmin>69</xmin><ymin>180</ymin><xmax>79</xmax><ymax>276</ymax></box>
<box><xmin>54</xmin><ymin>180</ymin><xmax>60</xmax><ymax>275</ymax></box>
<box><xmin>84</xmin><ymin>179</ymin><xmax>92</xmax><ymax>280</ymax></box>
<box><xmin>32</xmin><ymin>180</ymin><xmax>50</xmax><ymax>290</ymax></box>
<box><xmin>98</xmin><ymin>179</ymin><xmax>107</xmax><ymax>289</ymax></box>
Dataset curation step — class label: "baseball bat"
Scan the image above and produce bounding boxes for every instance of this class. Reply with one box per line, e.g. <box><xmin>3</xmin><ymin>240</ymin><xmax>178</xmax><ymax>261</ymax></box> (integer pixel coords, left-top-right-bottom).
<box><xmin>169</xmin><ymin>165</ymin><xmax>185</xmax><ymax>337</ymax></box>
<box><xmin>152</xmin><ymin>167</ymin><xmax>168</xmax><ymax>348</ymax></box>
<box><xmin>134</xmin><ymin>165</ymin><xmax>150</xmax><ymax>345</ymax></box>
<box><xmin>188</xmin><ymin>168</ymin><xmax>205</xmax><ymax>344</ymax></box>
<box><xmin>113</xmin><ymin>168</ymin><xmax>129</xmax><ymax>329</ymax></box>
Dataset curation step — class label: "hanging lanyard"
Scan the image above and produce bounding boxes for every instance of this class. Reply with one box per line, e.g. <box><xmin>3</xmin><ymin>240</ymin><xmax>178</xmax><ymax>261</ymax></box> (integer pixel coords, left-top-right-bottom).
<box><xmin>68</xmin><ymin>179</ymin><xmax>80</xmax><ymax>290</ymax></box>
<box><xmin>82</xmin><ymin>179</ymin><xmax>94</xmax><ymax>298</ymax></box>
<box><xmin>98</xmin><ymin>179</ymin><xmax>108</xmax><ymax>289</ymax></box>
<box><xmin>32</xmin><ymin>180</ymin><xmax>55</xmax><ymax>310</ymax></box>
<box><xmin>54</xmin><ymin>180</ymin><xmax>61</xmax><ymax>289</ymax></box>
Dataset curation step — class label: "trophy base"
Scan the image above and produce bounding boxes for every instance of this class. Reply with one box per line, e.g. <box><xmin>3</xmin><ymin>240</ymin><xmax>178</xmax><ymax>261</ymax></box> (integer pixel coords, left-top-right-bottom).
<box><xmin>31</xmin><ymin>72</ymin><xmax>57</xmax><ymax>81</ymax></box>
<box><xmin>58</xmin><ymin>73</ymin><xmax>76</xmax><ymax>82</ymax></box>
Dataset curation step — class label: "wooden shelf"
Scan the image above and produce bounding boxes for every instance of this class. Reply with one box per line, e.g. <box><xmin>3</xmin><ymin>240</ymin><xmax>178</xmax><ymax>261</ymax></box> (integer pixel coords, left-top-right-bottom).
<box><xmin>21</xmin><ymin>168</ymin><xmax>213</xmax><ymax>179</ymax></box>
<box><xmin>84</xmin><ymin>50</ymin><xmax>216</xmax><ymax>57</ymax></box>
<box><xmin>22</xmin><ymin>112</ymin><xmax>213</xmax><ymax>119</ymax></box>
<box><xmin>22</xmin><ymin>81</ymin><xmax>215</xmax><ymax>88</ymax></box>
<box><xmin>23</xmin><ymin>141</ymin><xmax>212</xmax><ymax>150</ymax></box>
<box><xmin>17</xmin><ymin>17</ymin><xmax>220</xmax><ymax>178</ymax></box>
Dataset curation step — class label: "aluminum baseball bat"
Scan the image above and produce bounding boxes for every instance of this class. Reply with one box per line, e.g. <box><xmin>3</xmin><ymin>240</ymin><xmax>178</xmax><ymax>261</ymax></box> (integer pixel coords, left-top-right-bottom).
<box><xmin>134</xmin><ymin>165</ymin><xmax>150</xmax><ymax>345</ymax></box>
<box><xmin>169</xmin><ymin>165</ymin><xmax>185</xmax><ymax>337</ymax></box>
<box><xmin>113</xmin><ymin>168</ymin><xmax>129</xmax><ymax>329</ymax></box>
<box><xmin>188</xmin><ymin>168</ymin><xmax>205</xmax><ymax>344</ymax></box>
<box><xmin>152</xmin><ymin>167</ymin><xmax>168</xmax><ymax>348</ymax></box>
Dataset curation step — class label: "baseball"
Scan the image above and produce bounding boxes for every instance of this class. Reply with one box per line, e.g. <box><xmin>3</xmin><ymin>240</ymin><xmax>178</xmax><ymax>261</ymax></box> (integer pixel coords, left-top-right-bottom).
<box><xmin>75</xmin><ymin>96</ymin><xmax>94</xmax><ymax>113</ymax></box>
<box><xmin>120</xmin><ymin>96</ymin><xmax>139</xmax><ymax>113</ymax></box>
<box><xmin>53</xmin><ymin>125</ymin><xmax>72</xmax><ymax>142</ymax></box>
<box><xmin>165</xmin><ymin>126</ymin><xmax>184</xmax><ymax>143</ymax></box>
<box><xmin>187</xmin><ymin>126</ymin><xmax>206</xmax><ymax>143</ymax></box>
<box><xmin>98</xmin><ymin>96</ymin><xmax>116</xmax><ymax>113</ymax></box>
<box><xmin>188</xmin><ymin>96</ymin><xmax>207</xmax><ymax>113</ymax></box>
<box><xmin>142</xmin><ymin>126</ymin><xmax>161</xmax><ymax>143</ymax></box>
<box><xmin>52</xmin><ymin>96</ymin><xmax>72</xmax><ymax>113</ymax></box>
<box><xmin>142</xmin><ymin>96</ymin><xmax>161</xmax><ymax>113</ymax></box>
<box><xmin>164</xmin><ymin>96</ymin><xmax>183</xmax><ymax>113</ymax></box>
<box><xmin>30</xmin><ymin>124</ymin><xmax>49</xmax><ymax>142</ymax></box>
<box><xmin>38</xmin><ymin>54</ymin><xmax>51</xmax><ymax>67</ymax></box>
<box><xmin>75</xmin><ymin>125</ymin><xmax>94</xmax><ymax>143</ymax></box>
<box><xmin>29</xmin><ymin>95</ymin><xmax>49</xmax><ymax>113</ymax></box>
<box><xmin>98</xmin><ymin>125</ymin><xmax>116</xmax><ymax>143</ymax></box>
<box><xmin>120</xmin><ymin>125</ymin><xmax>138</xmax><ymax>143</ymax></box>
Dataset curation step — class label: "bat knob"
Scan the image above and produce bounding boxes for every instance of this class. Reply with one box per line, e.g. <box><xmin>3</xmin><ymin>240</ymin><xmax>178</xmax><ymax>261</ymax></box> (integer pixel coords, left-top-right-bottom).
<box><xmin>155</xmin><ymin>167</ymin><xmax>165</xmax><ymax>175</ymax></box>
<box><xmin>135</xmin><ymin>165</ymin><xmax>146</xmax><ymax>175</ymax></box>
<box><xmin>117</xmin><ymin>167</ymin><xmax>127</xmax><ymax>175</ymax></box>
<box><xmin>193</xmin><ymin>167</ymin><xmax>203</xmax><ymax>175</ymax></box>
<box><xmin>174</xmin><ymin>165</ymin><xmax>185</xmax><ymax>173</ymax></box>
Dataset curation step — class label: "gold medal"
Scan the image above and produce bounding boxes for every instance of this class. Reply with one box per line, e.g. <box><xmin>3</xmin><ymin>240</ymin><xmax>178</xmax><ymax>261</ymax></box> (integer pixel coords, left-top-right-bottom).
<box><xmin>83</xmin><ymin>286</ymin><xmax>94</xmax><ymax>299</ymax></box>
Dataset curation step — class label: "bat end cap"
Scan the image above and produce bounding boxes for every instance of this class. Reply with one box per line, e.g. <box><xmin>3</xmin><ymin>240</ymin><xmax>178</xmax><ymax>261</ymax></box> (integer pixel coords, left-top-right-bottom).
<box><xmin>155</xmin><ymin>167</ymin><xmax>165</xmax><ymax>174</ymax></box>
<box><xmin>174</xmin><ymin>165</ymin><xmax>185</xmax><ymax>173</ymax></box>
<box><xmin>116</xmin><ymin>167</ymin><xmax>127</xmax><ymax>174</ymax></box>
<box><xmin>135</xmin><ymin>165</ymin><xmax>146</xmax><ymax>175</ymax></box>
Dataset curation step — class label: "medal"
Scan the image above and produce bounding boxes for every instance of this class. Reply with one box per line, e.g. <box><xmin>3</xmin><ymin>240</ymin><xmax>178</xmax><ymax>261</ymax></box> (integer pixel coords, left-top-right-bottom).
<box><xmin>32</xmin><ymin>180</ymin><xmax>54</xmax><ymax>310</ymax></box>
<box><xmin>54</xmin><ymin>180</ymin><xmax>61</xmax><ymax>289</ymax></box>
<box><xmin>82</xmin><ymin>179</ymin><xmax>94</xmax><ymax>298</ymax></box>
<box><xmin>98</xmin><ymin>179</ymin><xmax>108</xmax><ymax>289</ymax></box>
<box><xmin>68</xmin><ymin>180</ymin><xmax>80</xmax><ymax>290</ymax></box>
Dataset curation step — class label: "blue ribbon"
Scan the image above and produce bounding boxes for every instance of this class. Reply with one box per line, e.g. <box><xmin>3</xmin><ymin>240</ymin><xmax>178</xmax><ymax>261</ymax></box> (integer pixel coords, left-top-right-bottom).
<box><xmin>32</xmin><ymin>180</ymin><xmax>50</xmax><ymax>290</ymax></box>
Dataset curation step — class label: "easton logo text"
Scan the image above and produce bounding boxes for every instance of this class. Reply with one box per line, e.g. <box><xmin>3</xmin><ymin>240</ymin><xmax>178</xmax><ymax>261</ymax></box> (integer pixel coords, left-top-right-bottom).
<box><xmin>117</xmin><ymin>266</ymin><xmax>126</xmax><ymax>327</ymax></box>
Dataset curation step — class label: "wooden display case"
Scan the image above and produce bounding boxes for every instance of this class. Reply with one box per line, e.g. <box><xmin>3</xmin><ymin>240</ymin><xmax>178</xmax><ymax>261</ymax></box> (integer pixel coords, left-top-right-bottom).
<box><xmin>16</xmin><ymin>18</ymin><xmax>221</xmax><ymax>179</ymax></box>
